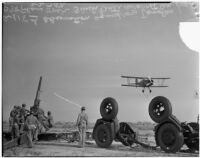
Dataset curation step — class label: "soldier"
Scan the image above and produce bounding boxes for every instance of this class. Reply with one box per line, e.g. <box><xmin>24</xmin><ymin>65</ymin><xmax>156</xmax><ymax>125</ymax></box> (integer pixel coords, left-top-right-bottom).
<box><xmin>9</xmin><ymin>105</ymin><xmax>20</xmax><ymax>139</ymax></box>
<box><xmin>12</xmin><ymin>113</ymin><xmax>20</xmax><ymax>140</ymax></box>
<box><xmin>25</xmin><ymin>110</ymin><xmax>39</xmax><ymax>148</ymax></box>
<box><xmin>19</xmin><ymin>103</ymin><xmax>29</xmax><ymax>133</ymax></box>
<box><xmin>20</xmin><ymin>103</ymin><xmax>29</xmax><ymax>119</ymax></box>
<box><xmin>47</xmin><ymin>111</ymin><xmax>54</xmax><ymax>128</ymax></box>
<box><xmin>30</xmin><ymin>101</ymin><xmax>49</xmax><ymax>130</ymax></box>
<box><xmin>10</xmin><ymin>105</ymin><xmax>18</xmax><ymax>118</ymax></box>
<box><xmin>37</xmin><ymin>104</ymin><xmax>50</xmax><ymax>131</ymax></box>
<box><xmin>76</xmin><ymin>106</ymin><xmax>88</xmax><ymax>148</ymax></box>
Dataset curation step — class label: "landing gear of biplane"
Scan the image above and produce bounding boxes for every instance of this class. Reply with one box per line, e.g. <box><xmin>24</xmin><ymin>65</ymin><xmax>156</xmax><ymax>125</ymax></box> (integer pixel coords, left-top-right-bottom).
<box><xmin>100</xmin><ymin>97</ymin><xmax>118</xmax><ymax>121</ymax></box>
<box><xmin>148</xmin><ymin>96</ymin><xmax>172</xmax><ymax>123</ymax></box>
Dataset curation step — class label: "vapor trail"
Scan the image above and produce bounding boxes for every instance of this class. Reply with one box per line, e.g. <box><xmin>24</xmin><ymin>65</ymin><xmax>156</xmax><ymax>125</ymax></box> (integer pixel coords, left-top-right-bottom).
<box><xmin>54</xmin><ymin>92</ymin><xmax>82</xmax><ymax>108</ymax></box>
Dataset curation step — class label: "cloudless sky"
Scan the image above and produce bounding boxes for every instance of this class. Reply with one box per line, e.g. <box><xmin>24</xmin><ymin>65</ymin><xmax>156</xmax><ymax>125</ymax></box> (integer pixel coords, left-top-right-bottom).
<box><xmin>2</xmin><ymin>2</ymin><xmax>199</xmax><ymax>123</ymax></box>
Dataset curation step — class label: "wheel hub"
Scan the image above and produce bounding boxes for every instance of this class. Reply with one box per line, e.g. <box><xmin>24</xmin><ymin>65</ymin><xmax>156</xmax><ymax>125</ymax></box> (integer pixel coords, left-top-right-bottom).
<box><xmin>161</xmin><ymin>130</ymin><xmax>176</xmax><ymax>146</ymax></box>
<box><xmin>153</xmin><ymin>102</ymin><xmax>165</xmax><ymax>117</ymax></box>
<box><xmin>105</xmin><ymin>103</ymin><xmax>113</xmax><ymax>114</ymax></box>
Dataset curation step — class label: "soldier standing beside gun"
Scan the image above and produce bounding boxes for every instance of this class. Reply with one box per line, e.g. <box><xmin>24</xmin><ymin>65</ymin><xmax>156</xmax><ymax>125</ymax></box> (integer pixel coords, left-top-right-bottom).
<box><xmin>47</xmin><ymin>111</ymin><xmax>54</xmax><ymax>128</ymax></box>
<box><xmin>76</xmin><ymin>106</ymin><xmax>88</xmax><ymax>148</ymax></box>
<box><xmin>19</xmin><ymin>103</ymin><xmax>29</xmax><ymax>134</ymax></box>
<box><xmin>25</xmin><ymin>110</ymin><xmax>39</xmax><ymax>148</ymax></box>
<box><xmin>9</xmin><ymin>105</ymin><xmax>20</xmax><ymax>139</ymax></box>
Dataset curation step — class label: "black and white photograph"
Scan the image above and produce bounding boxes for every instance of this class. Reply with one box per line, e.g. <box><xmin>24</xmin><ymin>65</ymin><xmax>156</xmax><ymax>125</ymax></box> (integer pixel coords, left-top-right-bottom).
<box><xmin>2</xmin><ymin>1</ymin><xmax>199</xmax><ymax>156</ymax></box>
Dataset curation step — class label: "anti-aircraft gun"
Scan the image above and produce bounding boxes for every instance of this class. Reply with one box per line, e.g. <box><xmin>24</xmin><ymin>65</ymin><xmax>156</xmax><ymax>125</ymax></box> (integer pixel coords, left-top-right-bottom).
<box><xmin>3</xmin><ymin>76</ymin><xmax>53</xmax><ymax>150</ymax></box>
<box><xmin>30</xmin><ymin>76</ymin><xmax>52</xmax><ymax>131</ymax></box>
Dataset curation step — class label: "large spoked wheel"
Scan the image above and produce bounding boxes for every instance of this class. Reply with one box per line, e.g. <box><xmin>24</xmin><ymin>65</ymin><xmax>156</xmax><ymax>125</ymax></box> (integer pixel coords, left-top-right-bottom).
<box><xmin>93</xmin><ymin>124</ymin><xmax>113</xmax><ymax>148</ymax></box>
<box><xmin>149</xmin><ymin>96</ymin><xmax>172</xmax><ymax>123</ymax></box>
<box><xmin>100</xmin><ymin>97</ymin><xmax>118</xmax><ymax>121</ymax></box>
<box><xmin>157</xmin><ymin>123</ymin><xmax>184</xmax><ymax>153</ymax></box>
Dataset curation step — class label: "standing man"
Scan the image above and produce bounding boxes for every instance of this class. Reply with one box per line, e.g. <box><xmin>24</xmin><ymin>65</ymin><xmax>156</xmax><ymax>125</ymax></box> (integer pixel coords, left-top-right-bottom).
<box><xmin>47</xmin><ymin>111</ymin><xmax>54</xmax><ymax>128</ymax></box>
<box><xmin>25</xmin><ymin>111</ymin><xmax>39</xmax><ymax>148</ymax></box>
<box><xmin>76</xmin><ymin>106</ymin><xmax>88</xmax><ymax>148</ymax></box>
<box><xmin>9</xmin><ymin>105</ymin><xmax>20</xmax><ymax>139</ymax></box>
<box><xmin>19</xmin><ymin>103</ymin><xmax>29</xmax><ymax>134</ymax></box>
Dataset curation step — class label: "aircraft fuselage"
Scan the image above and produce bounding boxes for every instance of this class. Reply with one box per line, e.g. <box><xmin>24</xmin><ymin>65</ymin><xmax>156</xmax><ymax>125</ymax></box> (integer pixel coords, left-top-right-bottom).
<box><xmin>138</xmin><ymin>79</ymin><xmax>153</xmax><ymax>88</ymax></box>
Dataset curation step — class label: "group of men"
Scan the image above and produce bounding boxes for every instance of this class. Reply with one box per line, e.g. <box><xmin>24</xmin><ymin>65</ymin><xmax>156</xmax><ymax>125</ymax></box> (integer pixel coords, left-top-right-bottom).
<box><xmin>8</xmin><ymin>102</ymin><xmax>88</xmax><ymax>148</ymax></box>
<box><xmin>9</xmin><ymin>102</ymin><xmax>54</xmax><ymax>148</ymax></box>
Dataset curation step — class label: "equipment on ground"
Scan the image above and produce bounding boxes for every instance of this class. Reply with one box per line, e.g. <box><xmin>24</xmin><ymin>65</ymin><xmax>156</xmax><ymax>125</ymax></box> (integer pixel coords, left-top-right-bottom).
<box><xmin>149</xmin><ymin>96</ymin><xmax>199</xmax><ymax>153</ymax></box>
<box><xmin>93</xmin><ymin>97</ymin><xmax>199</xmax><ymax>153</ymax></box>
<box><xmin>92</xmin><ymin>97</ymin><xmax>138</xmax><ymax>148</ymax></box>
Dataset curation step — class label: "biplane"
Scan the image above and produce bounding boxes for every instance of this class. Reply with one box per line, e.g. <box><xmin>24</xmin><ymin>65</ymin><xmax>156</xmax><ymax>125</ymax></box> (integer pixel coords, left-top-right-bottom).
<box><xmin>121</xmin><ymin>75</ymin><xmax>170</xmax><ymax>93</ymax></box>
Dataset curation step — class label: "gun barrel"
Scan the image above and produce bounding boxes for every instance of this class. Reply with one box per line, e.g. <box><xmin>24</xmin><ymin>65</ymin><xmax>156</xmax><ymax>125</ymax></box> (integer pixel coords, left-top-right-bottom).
<box><xmin>34</xmin><ymin>76</ymin><xmax>42</xmax><ymax>105</ymax></box>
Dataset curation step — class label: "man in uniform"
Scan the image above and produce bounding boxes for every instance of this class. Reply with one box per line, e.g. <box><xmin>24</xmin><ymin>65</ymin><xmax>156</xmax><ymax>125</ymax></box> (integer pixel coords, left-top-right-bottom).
<box><xmin>20</xmin><ymin>103</ymin><xmax>29</xmax><ymax>119</ymax></box>
<box><xmin>30</xmin><ymin>100</ymin><xmax>49</xmax><ymax>131</ymax></box>
<box><xmin>76</xmin><ymin>106</ymin><xmax>88</xmax><ymax>148</ymax></box>
<box><xmin>9</xmin><ymin>105</ymin><xmax>20</xmax><ymax>139</ymax></box>
<box><xmin>19</xmin><ymin>103</ymin><xmax>29</xmax><ymax>133</ymax></box>
<box><xmin>10</xmin><ymin>105</ymin><xmax>18</xmax><ymax>118</ymax></box>
<box><xmin>47</xmin><ymin>111</ymin><xmax>54</xmax><ymax>128</ymax></box>
<box><xmin>25</xmin><ymin>111</ymin><xmax>39</xmax><ymax>148</ymax></box>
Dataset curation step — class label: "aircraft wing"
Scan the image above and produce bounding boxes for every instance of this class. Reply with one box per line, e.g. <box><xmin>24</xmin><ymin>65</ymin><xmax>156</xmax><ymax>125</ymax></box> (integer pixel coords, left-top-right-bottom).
<box><xmin>150</xmin><ymin>86</ymin><xmax>168</xmax><ymax>87</ymax></box>
<box><xmin>121</xmin><ymin>84</ymin><xmax>140</xmax><ymax>87</ymax></box>
<box><xmin>121</xmin><ymin>75</ymin><xmax>146</xmax><ymax>79</ymax></box>
<box><xmin>121</xmin><ymin>76</ymin><xmax>170</xmax><ymax>80</ymax></box>
<box><xmin>151</xmin><ymin>77</ymin><xmax>170</xmax><ymax>79</ymax></box>
<box><xmin>122</xmin><ymin>85</ymin><xmax>168</xmax><ymax>87</ymax></box>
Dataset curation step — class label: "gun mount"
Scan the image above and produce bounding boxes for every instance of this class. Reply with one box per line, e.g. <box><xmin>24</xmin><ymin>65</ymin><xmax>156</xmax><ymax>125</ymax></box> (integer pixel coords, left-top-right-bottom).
<box><xmin>93</xmin><ymin>97</ymin><xmax>199</xmax><ymax>153</ymax></box>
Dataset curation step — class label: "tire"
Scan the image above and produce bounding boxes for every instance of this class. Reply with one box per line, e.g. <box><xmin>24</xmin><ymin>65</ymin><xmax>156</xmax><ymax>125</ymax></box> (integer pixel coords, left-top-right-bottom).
<box><xmin>100</xmin><ymin>97</ymin><xmax>118</xmax><ymax>121</ymax></box>
<box><xmin>93</xmin><ymin>124</ymin><xmax>113</xmax><ymax>148</ymax></box>
<box><xmin>149</xmin><ymin>96</ymin><xmax>172</xmax><ymax>123</ymax></box>
<box><xmin>157</xmin><ymin>123</ymin><xmax>184</xmax><ymax>153</ymax></box>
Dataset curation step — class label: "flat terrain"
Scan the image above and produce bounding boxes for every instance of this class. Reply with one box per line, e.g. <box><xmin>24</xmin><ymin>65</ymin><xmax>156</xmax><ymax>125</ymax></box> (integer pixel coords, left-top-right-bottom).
<box><xmin>3</xmin><ymin>141</ymin><xmax>199</xmax><ymax>157</ymax></box>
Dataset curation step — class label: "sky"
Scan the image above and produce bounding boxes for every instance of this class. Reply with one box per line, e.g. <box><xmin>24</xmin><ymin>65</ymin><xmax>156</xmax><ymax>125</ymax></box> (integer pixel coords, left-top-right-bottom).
<box><xmin>2</xmin><ymin>2</ymin><xmax>199</xmax><ymax>123</ymax></box>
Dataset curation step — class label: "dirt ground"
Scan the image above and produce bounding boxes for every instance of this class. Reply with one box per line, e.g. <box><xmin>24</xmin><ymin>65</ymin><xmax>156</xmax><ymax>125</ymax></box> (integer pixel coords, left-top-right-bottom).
<box><xmin>3</xmin><ymin>141</ymin><xmax>199</xmax><ymax>157</ymax></box>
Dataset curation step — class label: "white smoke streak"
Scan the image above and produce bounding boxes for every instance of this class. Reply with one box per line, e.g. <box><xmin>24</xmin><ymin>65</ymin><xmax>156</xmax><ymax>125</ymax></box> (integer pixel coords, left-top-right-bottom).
<box><xmin>54</xmin><ymin>92</ymin><xmax>82</xmax><ymax>108</ymax></box>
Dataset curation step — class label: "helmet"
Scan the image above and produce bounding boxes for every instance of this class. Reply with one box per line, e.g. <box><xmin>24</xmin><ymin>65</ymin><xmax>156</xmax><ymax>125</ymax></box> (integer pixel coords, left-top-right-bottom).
<box><xmin>22</xmin><ymin>103</ymin><xmax>26</xmax><ymax>107</ymax></box>
<box><xmin>81</xmin><ymin>106</ymin><xmax>86</xmax><ymax>111</ymax></box>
